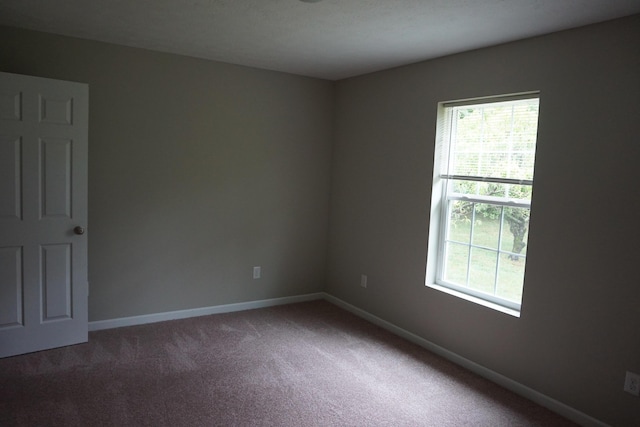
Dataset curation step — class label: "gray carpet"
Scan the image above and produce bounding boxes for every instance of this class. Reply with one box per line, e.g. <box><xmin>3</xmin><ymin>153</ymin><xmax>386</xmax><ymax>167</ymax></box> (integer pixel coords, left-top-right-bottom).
<box><xmin>0</xmin><ymin>300</ymin><xmax>577</xmax><ymax>426</ymax></box>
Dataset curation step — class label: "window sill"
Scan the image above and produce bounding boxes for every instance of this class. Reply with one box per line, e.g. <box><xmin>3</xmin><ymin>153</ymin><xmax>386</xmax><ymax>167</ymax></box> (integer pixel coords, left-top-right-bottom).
<box><xmin>426</xmin><ymin>283</ymin><xmax>521</xmax><ymax>318</ymax></box>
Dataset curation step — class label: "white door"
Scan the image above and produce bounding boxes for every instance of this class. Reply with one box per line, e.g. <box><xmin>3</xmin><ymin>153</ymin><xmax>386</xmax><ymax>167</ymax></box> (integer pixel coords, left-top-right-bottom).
<box><xmin>0</xmin><ymin>72</ymin><xmax>88</xmax><ymax>358</ymax></box>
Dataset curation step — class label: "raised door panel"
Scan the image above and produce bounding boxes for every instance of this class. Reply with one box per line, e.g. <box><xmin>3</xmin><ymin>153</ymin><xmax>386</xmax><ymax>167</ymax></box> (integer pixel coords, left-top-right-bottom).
<box><xmin>39</xmin><ymin>95</ymin><xmax>73</xmax><ymax>125</ymax></box>
<box><xmin>0</xmin><ymin>246</ymin><xmax>23</xmax><ymax>329</ymax></box>
<box><xmin>41</xmin><ymin>244</ymin><xmax>72</xmax><ymax>321</ymax></box>
<box><xmin>40</xmin><ymin>138</ymin><xmax>72</xmax><ymax>219</ymax></box>
<box><xmin>0</xmin><ymin>90</ymin><xmax>22</xmax><ymax>121</ymax></box>
<box><xmin>0</xmin><ymin>136</ymin><xmax>22</xmax><ymax>219</ymax></box>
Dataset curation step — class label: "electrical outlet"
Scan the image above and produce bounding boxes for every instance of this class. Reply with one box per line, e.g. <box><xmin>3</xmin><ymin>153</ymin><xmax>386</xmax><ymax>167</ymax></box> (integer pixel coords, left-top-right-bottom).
<box><xmin>360</xmin><ymin>274</ymin><xmax>367</xmax><ymax>288</ymax></box>
<box><xmin>624</xmin><ymin>371</ymin><xmax>640</xmax><ymax>396</ymax></box>
<box><xmin>253</xmin><ymin>266</ymin><xmax>261</xmax><ymax>279</ymax></box>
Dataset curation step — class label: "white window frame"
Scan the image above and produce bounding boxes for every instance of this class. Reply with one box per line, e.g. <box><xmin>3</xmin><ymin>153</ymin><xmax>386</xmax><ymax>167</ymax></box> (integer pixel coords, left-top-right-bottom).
<box><xmin>426</xmin><ymin>92</ymin><xmax>540</xmax><ymax>315</ymax></box>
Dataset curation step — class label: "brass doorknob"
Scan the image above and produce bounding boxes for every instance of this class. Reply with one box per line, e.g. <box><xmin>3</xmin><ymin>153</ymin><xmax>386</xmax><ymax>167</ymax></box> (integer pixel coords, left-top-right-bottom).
<box><xmin>74</xmin><ymin>226</ymin><xmax>85</xmax><ymax>235</ymax></box>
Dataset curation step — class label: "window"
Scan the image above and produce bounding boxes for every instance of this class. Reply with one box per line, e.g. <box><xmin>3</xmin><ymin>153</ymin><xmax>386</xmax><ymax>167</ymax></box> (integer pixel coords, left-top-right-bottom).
<box><xmin>428</xmin><ymin>93</ymin><xmax>540</xmax><ymax>313</ymax></box>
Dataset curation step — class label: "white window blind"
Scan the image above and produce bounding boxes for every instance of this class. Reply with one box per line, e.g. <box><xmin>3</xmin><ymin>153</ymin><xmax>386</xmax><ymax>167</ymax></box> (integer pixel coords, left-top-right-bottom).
<box><xmin>441</xmin><ymin>96</ymin><xmax>539</xmax><ymax>185</ymax></box>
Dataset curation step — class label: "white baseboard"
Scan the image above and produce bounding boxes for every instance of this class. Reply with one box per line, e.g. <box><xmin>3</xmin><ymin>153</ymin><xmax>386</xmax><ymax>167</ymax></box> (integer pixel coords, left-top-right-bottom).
<box><xmin>322</xmin><ymin>293</ymin><xmax>608</xmax><ymax>427</ymax></box>
<box><xmin>88</xmin><ymin>290</ymin><xmax>606</xmax><ymax>426</ymax></box>
<box><xmin>88</xmin><ymin>292</ymin><xmax>324</xmax><ymax>331</ymax></box>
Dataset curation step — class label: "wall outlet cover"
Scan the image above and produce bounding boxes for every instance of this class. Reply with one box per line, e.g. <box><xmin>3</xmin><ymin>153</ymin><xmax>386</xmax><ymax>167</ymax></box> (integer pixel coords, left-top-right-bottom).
<box><xmin>624</xmin><ymin>371</ymin><xmax>640</xmax><ymax>396</ymax></box>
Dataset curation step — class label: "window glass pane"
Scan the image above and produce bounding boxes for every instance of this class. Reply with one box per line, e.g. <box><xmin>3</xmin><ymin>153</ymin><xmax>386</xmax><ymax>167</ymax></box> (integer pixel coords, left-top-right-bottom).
<box><xmin>500</xmin><ymin>206</ymin><xmax>530</xmax><ymax>256</ymax></box>
<box><xmin>507</xmin><ymin>184</ymin><xmax>532</xmax><ymax>202</ymax></box>
<box><xmin>451</xmin><ymin>179</ymin><xmax>531</xmax><ymax>202</ymax></box>
<box><xmin>455</xmin><ymin>108</ymin><xmax>482</xmax><ymax>144</ymax></box>
<box><xmin>512</xmin><ymin>140</ymin><xmax>536</xmax><ymax>152</ymax></box>
<box><xmin>483</xmin><ymin>134</ymin><xmax>509</xmax><ymax>152</ymax></box>
<box><xmin>452</xmin><ymin>180</ymin><xmax>478</xmax><ymax>196</ymax></box>
<box><xmin>479</xmin><ymin>153</ymin><xmax>508</xmax><ymax>178</ymax></box>
<box><xmin>453</xmin><ymin>153</ymin><xmax>480</xmax><ymax>175</ymax></box>
<box><xmin>512</xmin><ymin>103</ymin><xmax>540</xmax><ymax>139</ymax></box>
<box><xmin>450</xmin><ymin>98</ymin><xmax>539</xmax><ymax>181</ymax></box>
<box><xmin>472</xmin><ymin>204</ymin><xmax>500</xmax><ymax>250</ymax></box>
<box><xmin>478</xmin><ymin>182</ymin><xmax>506</xmax><ymax>198</ymax></box>
<box><xmin>511</xmin><ymin>152</ymin><xmax>536</xmax><ymax>179</ymax></box>
<box><xmin>447</xmin><ymin>200</ymin><xmax>472</xmax><ymax>243</ymax></box>
<box><xmin>496</xmin><ymin>253</ymin><xmax>526</xmax><ymax>302</ymax></box>
<box><xmin>483</xmin><ymin>106</ymin><xmax>512</xmax><ymax>149</ymax></box>
<box><xmin>443</xmin><ymin>242</ymin><xmax>468</xmax><ymax>285</ymax></box>
<box><xmin>468</xmin><ymin>247</ymin><xmax>497</xmax><ymax>294</ymax></box>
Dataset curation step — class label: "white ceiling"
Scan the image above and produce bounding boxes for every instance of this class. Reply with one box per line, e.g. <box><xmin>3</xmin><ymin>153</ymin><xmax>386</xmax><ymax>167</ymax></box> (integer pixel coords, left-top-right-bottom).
<box><xmin>1</xmin><ymin>0</ymin><xmax>639</xmax><ymax>80</ymax></box>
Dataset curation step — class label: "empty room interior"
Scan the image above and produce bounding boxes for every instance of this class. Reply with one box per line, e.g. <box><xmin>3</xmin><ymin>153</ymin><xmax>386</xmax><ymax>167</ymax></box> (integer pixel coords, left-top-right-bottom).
<box><xmin>1</xmin><ymin>1</ymin><xmax>639</xmax><ymax>426</ymax></box>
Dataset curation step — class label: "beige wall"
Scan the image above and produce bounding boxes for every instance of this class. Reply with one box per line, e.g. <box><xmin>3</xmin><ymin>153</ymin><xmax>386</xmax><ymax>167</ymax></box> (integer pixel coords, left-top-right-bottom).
<box><xmin>2</xmin><ymin>14</ymin><xmax>639</xmax><ymax>426</ymax></box>
<box><xmin>0</xmin><ymin>26</ymin><xmax>334</xmax><ymax>321</ymax></box>
<box><xmin>327</xmin><ymin>15</ymin><xmax>640</xmax><ymax>426</ymax></box>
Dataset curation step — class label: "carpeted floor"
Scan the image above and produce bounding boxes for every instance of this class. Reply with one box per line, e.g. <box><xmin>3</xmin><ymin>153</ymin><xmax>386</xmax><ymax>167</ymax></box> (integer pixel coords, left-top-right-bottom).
<box><xmin>0</xmin><ymin>300</ymin><xmax>577</xmax><ymax>426</ymax></box>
